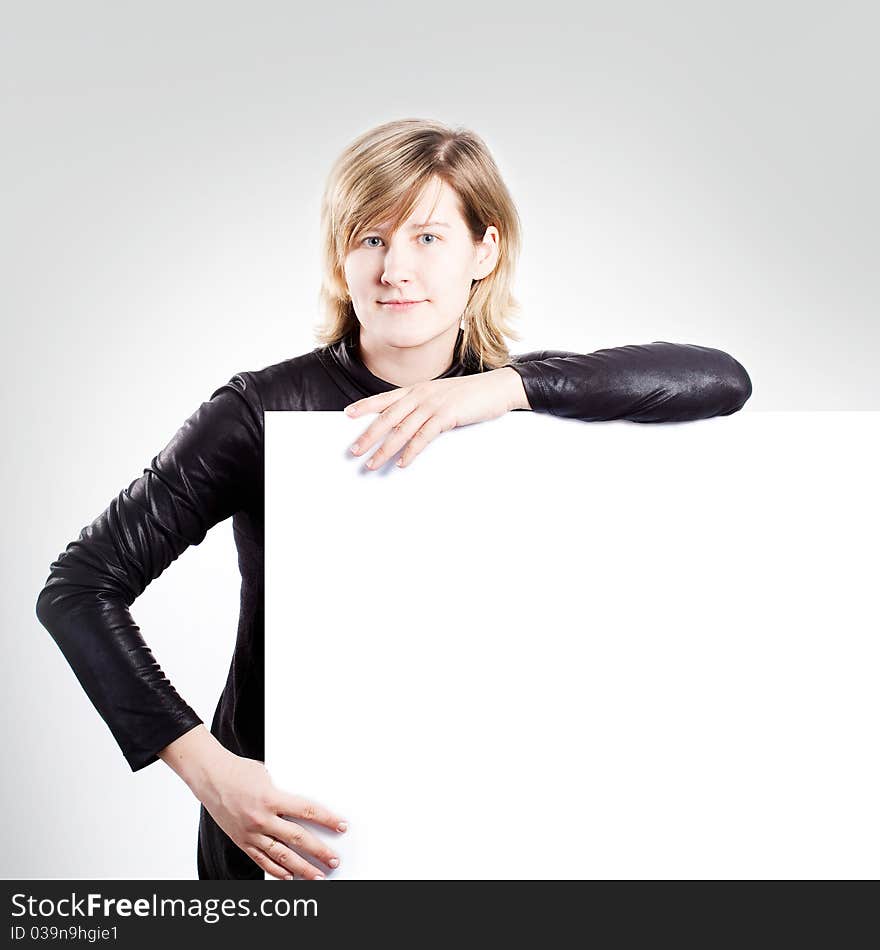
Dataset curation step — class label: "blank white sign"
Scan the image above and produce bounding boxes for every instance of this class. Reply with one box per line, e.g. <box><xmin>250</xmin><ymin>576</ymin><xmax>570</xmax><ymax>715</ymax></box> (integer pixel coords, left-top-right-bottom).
<box><xmin>265</xmin><ymin>410</ymin><xmax>879</xmax><ymax>880</ymax></box>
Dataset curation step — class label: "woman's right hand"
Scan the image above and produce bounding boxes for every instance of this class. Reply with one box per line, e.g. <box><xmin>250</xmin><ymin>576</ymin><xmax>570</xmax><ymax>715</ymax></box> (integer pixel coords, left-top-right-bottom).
<box><xmin>160</xmin><ymin>725</ymin><xmax>347</xmax><ymax>880</ymax></box>
<box><xmin>198</xmin><ymin>752</ymin><xmax>347</xmax><ymax>880</ymax></box>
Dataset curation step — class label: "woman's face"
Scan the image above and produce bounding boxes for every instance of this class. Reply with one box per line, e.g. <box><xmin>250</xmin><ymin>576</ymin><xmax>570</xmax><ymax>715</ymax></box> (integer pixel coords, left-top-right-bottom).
<box><xmin>343</xmin><ymin>178</ymin><xmax>499</xmax><ymax>350</ymax></box>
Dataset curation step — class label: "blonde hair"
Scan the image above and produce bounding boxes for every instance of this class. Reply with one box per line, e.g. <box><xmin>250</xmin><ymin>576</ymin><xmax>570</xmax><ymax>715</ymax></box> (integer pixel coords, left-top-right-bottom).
<box><xmin>313</xmin><ymin>118</ymin><xmax>523</xmax><ymax>371</ymax></box>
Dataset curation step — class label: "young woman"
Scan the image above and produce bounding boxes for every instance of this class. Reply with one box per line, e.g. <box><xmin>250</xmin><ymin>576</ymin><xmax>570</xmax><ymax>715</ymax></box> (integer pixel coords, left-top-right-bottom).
<box><xmin>35</xmin><ymin>118</ymin><xmax>753</xmax><ymax>881</ymax></box>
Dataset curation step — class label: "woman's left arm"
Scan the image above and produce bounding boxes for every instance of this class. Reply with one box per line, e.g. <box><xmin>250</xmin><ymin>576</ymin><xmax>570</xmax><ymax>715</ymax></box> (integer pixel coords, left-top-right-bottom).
<box><xmin>507</xmin><ymin>341</ymin><xmax>752</xmax><ymax>423</ymax></box>
<box><xmin>345</xmin><ymin>341</ymin><xmax>752</xmax><ymax>469</ymax></box>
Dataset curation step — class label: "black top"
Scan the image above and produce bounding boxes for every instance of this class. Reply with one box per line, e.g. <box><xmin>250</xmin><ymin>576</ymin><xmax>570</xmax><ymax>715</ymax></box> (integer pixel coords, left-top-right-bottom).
<box><xmin>35</xmin><ymin>326</ymin><xmax>752</xmax><ymax>879</ymax></box>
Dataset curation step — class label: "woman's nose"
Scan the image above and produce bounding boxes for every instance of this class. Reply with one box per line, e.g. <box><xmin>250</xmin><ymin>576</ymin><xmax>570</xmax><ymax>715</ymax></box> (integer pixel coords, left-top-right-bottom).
<box><xmin>380</xmin><ymin>244</ymin><xmax>416</xmax><ymax>285</ymax></box>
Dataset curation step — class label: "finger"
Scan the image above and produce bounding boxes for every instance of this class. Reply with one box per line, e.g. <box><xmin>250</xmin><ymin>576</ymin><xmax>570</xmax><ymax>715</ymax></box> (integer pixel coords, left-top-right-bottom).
<box><xmin>366</xmin><ymin>408</ymin><xmax>432</xmax><ymax>470</ymax></box>
<box><xmin>350</xmin><ymin>397</ymin><xmax>417</xmax><ymax>459</ymax></box>
<box><xmin>344</xmin><ymin>387</ymin><xmax>406</xmax><ymax>418</ymax></box>
<box><xmin>344</xmin><ymin>396</ymin><xmax>380</xmax><ymax>417</ymax></box>
<box><xmin>259</xmin><ymin>834</ymin><xmax>326</xmax><ymax>880</ymax></box>
<box><xmin>243</xmin><ymin>840</ymin><xmax>296</xmax><ymax>881</ymax></box>
<box><xmin>271</xmin><ymin>817</ymin><xmax>340</xmax><ymax>871</ymax></box>
<box><xmin>397</xmin><ymin>414</ymin><xmax>451</xmax><ymax>468</ymax></box>
<box><xmin>278</xmin><ymin>794</ymin><xmax>349</xmax><ymax>833</ymax></box>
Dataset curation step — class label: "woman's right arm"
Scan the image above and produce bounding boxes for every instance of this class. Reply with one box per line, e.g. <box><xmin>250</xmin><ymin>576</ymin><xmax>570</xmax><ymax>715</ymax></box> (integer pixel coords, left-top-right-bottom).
<box><xmin>35</xmin><ymin>373</ymin><xmax>263</xmax><ymax>771</ymax></box>
<box><xmin>35</xmin><ymin>373</ymin><xmax>345</xmax><ymax>878</ymax></box>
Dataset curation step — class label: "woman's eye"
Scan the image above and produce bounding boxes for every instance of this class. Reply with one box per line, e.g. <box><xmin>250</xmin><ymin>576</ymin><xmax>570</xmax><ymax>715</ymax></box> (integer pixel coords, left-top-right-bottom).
<box><xmin>361</xmin><ymin>233</ymin><xmax>438</xmax><ymax>248</ymax></box>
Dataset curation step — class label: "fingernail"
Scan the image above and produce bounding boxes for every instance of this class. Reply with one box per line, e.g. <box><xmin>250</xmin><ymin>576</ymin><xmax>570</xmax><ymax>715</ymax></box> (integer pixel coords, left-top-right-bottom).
<box><xmin>350</xmin><ymin>443</ymin><xmax>360</xmax><ymax>454</ymax></box>
<box><xmin>284</xmin><ymin>874</ymin><xmax>293</xmax><ymax>881</ymax></box>
<box><xmin>313</xmin><ymin>874</ymin><xmax>325</xmax><ymax>880</ymax></box>
<box><xmin>345</xmin><ymin>406</ymin><xmax>357</xmax><ymax>416</ymax></box>
<box><xmin>337</xmin><ymin>821</ymin><xmax>348</xmax><ymax>832</ymax></box>
<box><xmin>329</xmin><ymin>857</ymin><xmax>340</xmax><ymax>868</ymax></box>
<box><xmin>396</xmin><ymin>458</ymin><xmax>404</xmax><ymax>467</ymax></box>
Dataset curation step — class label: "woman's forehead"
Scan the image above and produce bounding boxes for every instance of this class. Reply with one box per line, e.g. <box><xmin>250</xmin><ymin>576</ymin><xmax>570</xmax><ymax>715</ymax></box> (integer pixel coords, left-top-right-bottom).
<box><xmin>370</xmin><ymin>180</ymin><xmax>464</xmax><ymax>232</ymax></box>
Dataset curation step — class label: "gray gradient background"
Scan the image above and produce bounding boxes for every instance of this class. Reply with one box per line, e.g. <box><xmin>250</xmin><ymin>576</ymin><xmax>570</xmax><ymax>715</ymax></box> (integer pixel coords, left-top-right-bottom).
<box><xmin>2</xmin><ymin>1</ymin><xmax>877</xmax><ymax>878</ymax></box>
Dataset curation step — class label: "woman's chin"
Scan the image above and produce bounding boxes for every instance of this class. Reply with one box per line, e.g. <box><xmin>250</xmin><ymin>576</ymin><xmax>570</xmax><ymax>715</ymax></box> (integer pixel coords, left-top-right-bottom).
<box><xmin>374</xmin><ymin>322</ymin><xmax>441</xmax><ymax>347</ymax></box>
<box><xmin>361</xmin><ymin>310</ymin><xmax>459</xmax><ymax>350</ymax></box>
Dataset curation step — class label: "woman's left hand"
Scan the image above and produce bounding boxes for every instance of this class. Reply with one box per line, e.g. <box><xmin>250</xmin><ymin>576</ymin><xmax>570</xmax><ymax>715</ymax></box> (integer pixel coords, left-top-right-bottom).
<box><xmin>344</xmin><ymin>367</ymin><xmax>530</xmax><ymax>470</ymax></box>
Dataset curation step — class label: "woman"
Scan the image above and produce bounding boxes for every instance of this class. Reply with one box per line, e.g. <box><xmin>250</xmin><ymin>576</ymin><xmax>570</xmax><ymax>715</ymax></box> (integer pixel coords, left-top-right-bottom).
<box><xmin>35</xmin><ymin>118</ymin><xmax>753</xmax><ymax>881</ymax></box>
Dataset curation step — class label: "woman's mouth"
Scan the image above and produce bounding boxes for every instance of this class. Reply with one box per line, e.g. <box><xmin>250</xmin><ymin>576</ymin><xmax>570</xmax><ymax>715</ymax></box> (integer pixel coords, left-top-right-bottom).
<box><xmin>379</xmin><ymin>300</ymin><xmax>426</xmax><ymax>310</ymax></box>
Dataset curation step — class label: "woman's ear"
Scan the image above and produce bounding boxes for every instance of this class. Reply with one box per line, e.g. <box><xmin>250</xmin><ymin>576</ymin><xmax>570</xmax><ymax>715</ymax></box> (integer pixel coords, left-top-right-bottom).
<box><xmin>473</xmin><ymin>226</ymin><xmax>500</xmax><ymax>280</ymax></box>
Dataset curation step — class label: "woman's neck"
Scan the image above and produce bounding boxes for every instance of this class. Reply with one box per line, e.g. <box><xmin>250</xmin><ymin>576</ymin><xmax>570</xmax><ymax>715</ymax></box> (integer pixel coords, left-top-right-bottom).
<box><xmin>356</xmin><ymin>322</ymin><xmax>461</xmax><ymax>387</ymax></box>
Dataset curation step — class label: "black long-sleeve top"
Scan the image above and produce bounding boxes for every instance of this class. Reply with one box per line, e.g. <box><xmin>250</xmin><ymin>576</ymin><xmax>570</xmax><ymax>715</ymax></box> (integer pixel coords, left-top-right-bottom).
<box><xmin>34</xmin><ymin>326</ymin><xmax>752</xmax><ymax>879</ymax></box>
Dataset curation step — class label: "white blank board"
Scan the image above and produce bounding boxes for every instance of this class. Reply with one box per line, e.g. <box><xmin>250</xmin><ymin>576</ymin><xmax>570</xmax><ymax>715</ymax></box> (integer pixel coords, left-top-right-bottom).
<box><xmin>265</xmin><ymin>410</ymin><xmax>879</xmax><ymax>879</ymax></box>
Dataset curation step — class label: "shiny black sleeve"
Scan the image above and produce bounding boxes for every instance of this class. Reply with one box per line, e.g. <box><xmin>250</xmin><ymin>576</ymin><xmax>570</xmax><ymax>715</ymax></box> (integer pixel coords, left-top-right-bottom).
<box><xmin>507</xmin><ymin>342</ymin><xmax>752</xmax><ymax>422</ymax></box>
<box><xmin>35</xmin><ymin>373</ymin><xmax>264</xmax><ymax>772</ymax></box>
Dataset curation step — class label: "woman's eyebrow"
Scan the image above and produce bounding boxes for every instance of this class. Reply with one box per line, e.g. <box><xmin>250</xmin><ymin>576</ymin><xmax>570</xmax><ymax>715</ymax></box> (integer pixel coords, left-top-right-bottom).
<box><xmin>406</xmin><ymin>220</ymin><xmax>451</xmax><ymax>229</ymax></box>
<box><xmin>362</xmin><ymin>220</ymin><xmax>451</xmax><ymax>235</ymax></box>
